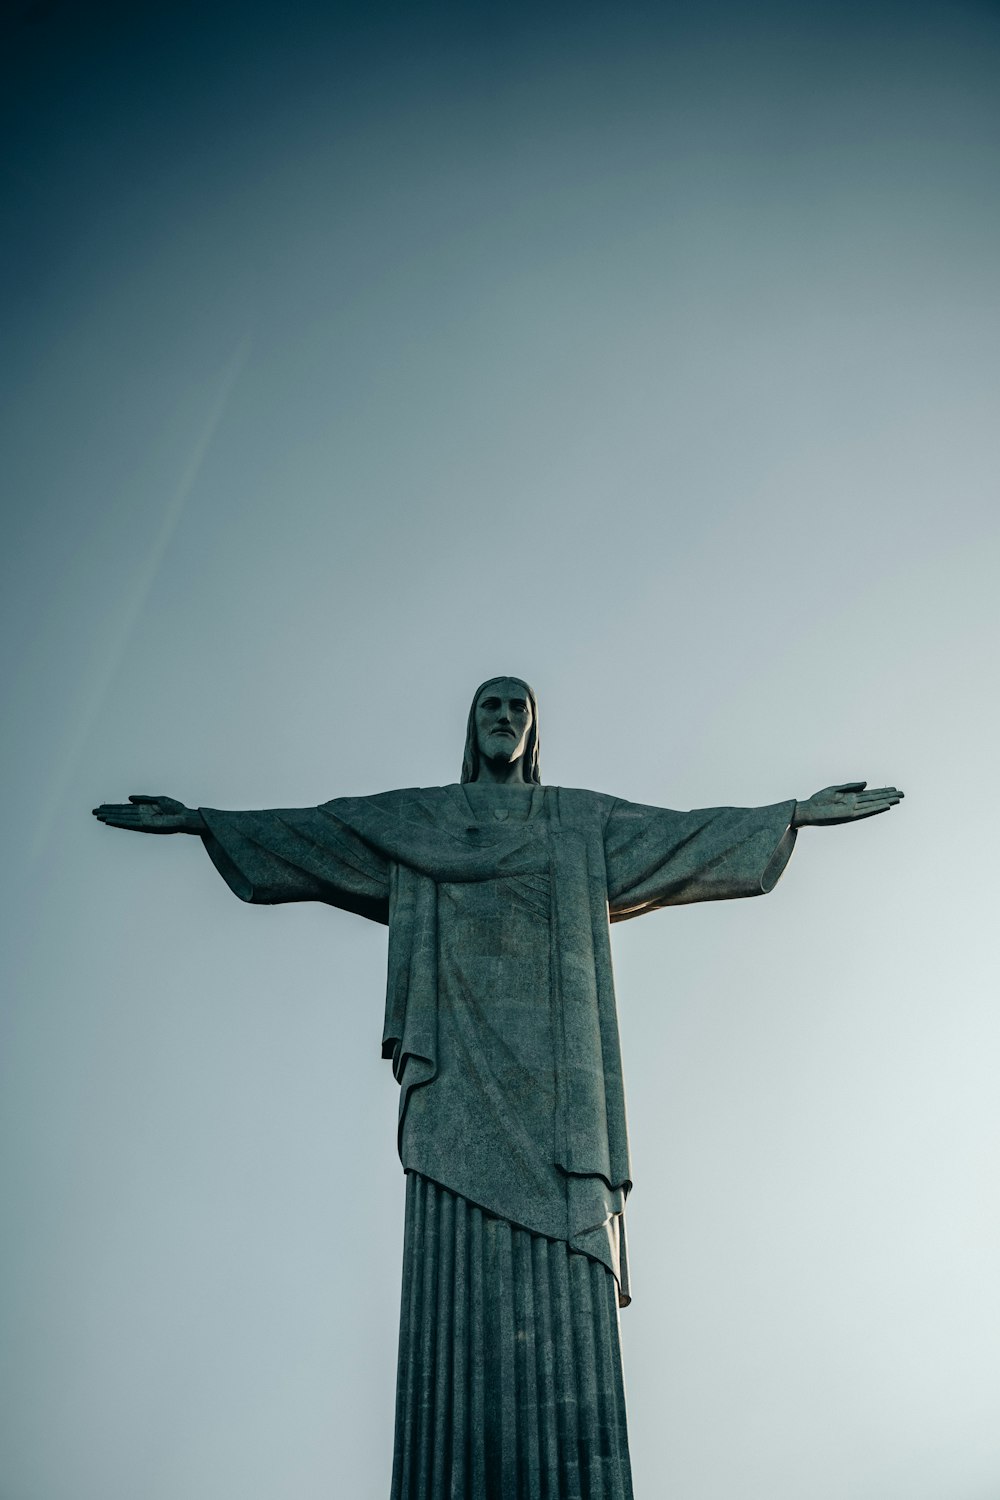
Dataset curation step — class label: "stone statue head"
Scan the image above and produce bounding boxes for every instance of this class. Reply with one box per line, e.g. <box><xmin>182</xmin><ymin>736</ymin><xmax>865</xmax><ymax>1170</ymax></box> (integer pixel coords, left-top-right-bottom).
<box><xmin>461</xmin><ymin>676</ymin><xmax>541</xmax><ymax>784</ymax></box>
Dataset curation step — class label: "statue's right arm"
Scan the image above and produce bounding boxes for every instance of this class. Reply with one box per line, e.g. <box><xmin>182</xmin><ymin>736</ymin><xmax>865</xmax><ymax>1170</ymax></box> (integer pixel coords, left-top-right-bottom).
<box><xmin>94</xmin><ymin>794</ymin><xmax>391</xmax><ymax>917</ymax></box>
<box><xmin>92</xmin><ymin>795</ymin><xmax>206</xmax><ymax>835</ymax></box>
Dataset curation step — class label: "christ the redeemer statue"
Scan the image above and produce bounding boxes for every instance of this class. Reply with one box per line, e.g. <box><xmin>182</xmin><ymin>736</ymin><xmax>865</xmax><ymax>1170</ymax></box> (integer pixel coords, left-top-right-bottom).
<box><xmin>93</xmin><ymin>676</ymin><xmax>903</xmax><ymax>1500</ymax></box>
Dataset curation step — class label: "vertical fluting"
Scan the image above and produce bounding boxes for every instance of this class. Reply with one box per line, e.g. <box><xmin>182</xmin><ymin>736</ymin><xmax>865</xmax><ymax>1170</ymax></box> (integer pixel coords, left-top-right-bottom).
<box><xmin>469</xmin><ymin>1200</ymin><xmax>487</xmax><ymax>1498</ymax></box>
<box><xmin>390</xmin><ymin>1174</ymin><xmax>633</xmax><ymax>1500</ymax></box>
<box><xmin>494</xmin><ymin>1217</ymin><xmax>518</xmax><ymax>1493</ymax></box>
<box><xmin>513</xmin><ymin>1223</ymin><xmax>541</xmax><ymax>1499</ymax></box>
<box><xmin>531</xmin><ymin>1235</ymin><xmax>561</xmax><ymax>1500</ymax></box>
<box><xmin>414</xmin><ymin>1177</ymin><xmax>439</xmax><ymax>1495</ymax></box>
<box><xmin>450</xmin><ymin>1191</ymin><xmax>469</xmax><ymax>1498</ymax></box>
<box><xmin>569</xmin><ymin>1252</ymin><xmax>602</xmax><ymax>1499</ymax></box>
<box><xmin>430</xmin><ymin>1185</ymin><xmax>455</xmax><ymax>1497</ymax></box>
<box><xmin>548</xmin><ymin>1236</ymin><xmax>584</xmax><ymax>1500</ymax></box>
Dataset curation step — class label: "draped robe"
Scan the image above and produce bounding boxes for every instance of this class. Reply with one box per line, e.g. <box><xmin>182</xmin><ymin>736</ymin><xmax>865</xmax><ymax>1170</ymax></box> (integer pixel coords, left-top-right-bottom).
<box><xmin>198</xmin><ymin>782</ymin><xmax>797</xmax><ymax>1306</ymax></box>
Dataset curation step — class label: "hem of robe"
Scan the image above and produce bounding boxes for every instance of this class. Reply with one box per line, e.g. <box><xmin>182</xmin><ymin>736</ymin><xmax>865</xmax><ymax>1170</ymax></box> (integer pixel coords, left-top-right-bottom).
<box><xmin>392</xmin><ymin>1172</ymin><xmax>635</xmax><ymax>1500</ymax></box>
<box><xmin>404</xmin><ymin>1169</ymin><xmax>631</xmax><ymax>1309</ymax></box>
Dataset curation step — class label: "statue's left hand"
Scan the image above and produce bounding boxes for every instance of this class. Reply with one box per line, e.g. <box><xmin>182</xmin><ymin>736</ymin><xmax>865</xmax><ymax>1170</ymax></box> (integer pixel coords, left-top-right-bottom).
<box><xmin>793</xmin><ymin>782</ymin><xmax>904</xmax><ymax>827</ymax></box>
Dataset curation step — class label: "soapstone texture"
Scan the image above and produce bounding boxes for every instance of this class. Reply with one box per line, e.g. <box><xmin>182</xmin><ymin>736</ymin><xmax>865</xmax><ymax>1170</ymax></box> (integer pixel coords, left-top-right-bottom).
<box><xmin>92</xmin><ymin>676</ymin><xmax>903</xmax><ymax>1498</ymax></box>
<box><xmin>198</xmin><ymin>781</ymin><xmax>799</xmax><ymax>1307</ymax></box>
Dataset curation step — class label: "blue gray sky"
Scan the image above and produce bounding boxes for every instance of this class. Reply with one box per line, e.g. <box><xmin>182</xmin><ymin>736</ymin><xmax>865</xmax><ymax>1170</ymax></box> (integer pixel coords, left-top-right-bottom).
<box><xmin>2</xmin><ymin>2</ymin><xmax>999</xmax><ymax>1496</ymax></box>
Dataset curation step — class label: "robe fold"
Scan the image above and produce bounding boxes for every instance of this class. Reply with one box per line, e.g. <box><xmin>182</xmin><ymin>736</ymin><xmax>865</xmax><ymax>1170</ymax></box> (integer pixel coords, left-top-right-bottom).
<box><xmin>199</xmin><ymin>783</ymin><xmax>796</xmax><ymax>1305</ymax></box>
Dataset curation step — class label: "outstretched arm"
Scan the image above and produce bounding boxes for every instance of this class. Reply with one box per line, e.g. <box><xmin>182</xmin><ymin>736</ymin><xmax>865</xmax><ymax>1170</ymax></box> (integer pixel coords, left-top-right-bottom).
<box><xmin>92</xmin><ymin>795</ymin><xmax>205</xmax><ymax>834</ymax></box>
<box><xmin>93</xmin><ymin>793</ymin><xmax>391</xmax><ymax>920</ymax></box>
<box><xmin>792</xmin><ymin>781</ymin><xmax>904</xmax><ymax>827</ymax></box>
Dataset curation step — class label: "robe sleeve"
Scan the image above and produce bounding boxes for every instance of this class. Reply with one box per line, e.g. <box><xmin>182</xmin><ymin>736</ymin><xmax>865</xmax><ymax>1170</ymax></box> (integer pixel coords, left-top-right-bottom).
<box><xmin>604</xmin><ymin>796</ymin><xmax>797</xmax><ymax>922</ymax></box>
<box><xmin>198</xmin><ymin>802</ymin><xmax>391</xmax><ymax>924</ymax></box>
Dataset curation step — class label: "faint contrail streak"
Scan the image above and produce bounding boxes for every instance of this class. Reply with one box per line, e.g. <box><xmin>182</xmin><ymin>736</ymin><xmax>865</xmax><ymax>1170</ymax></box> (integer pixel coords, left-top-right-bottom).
<box><xmin>30</xmin><ymin>335</ymin><xmax>253</xmax><ymax>860</ymax></box>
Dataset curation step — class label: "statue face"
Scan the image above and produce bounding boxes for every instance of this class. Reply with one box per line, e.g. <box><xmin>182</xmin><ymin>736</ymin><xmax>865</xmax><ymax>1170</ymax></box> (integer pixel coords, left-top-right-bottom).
<box><xmin>474</xmin><ymin>680</ymin><xmax>533</xmax><ymax>771</ymax></box>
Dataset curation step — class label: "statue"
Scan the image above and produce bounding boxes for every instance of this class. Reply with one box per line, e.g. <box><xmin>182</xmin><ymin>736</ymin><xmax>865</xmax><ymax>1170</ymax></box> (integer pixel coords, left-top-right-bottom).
<box><xmin>93</xmin><ymin>677</ymin><xmax>903</xmax><ymax>1499</ymax></box>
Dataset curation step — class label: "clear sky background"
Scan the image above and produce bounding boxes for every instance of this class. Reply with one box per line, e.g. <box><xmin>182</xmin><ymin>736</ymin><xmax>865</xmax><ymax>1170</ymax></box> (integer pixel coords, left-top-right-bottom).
<box><xmin>2</xmin><ymin>2</ymin><xmax>998</xmax><ymax>1496</ymax></box>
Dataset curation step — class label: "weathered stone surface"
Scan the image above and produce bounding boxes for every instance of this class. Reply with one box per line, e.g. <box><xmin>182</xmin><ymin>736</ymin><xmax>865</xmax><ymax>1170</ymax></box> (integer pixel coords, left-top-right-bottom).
<box><xmin>92</xmin><ymin>675</ymin><xmax>902</xmax><ymax>1497</ymax></box>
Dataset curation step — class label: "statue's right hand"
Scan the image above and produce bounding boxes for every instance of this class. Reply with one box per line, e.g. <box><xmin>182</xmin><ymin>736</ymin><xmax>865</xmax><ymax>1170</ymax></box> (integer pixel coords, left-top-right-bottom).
<box><xmin>92</xmin><ymin>795</ymin><xmax>202</xmax><ymax>834</ymax></box>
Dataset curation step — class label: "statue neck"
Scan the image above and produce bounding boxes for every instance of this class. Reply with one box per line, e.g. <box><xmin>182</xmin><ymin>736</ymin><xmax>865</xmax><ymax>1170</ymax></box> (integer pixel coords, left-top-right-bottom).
<box><xmin>471</xmin><ymin>758</ymin><xmax>532</xmax><ymax>787</ymax></box>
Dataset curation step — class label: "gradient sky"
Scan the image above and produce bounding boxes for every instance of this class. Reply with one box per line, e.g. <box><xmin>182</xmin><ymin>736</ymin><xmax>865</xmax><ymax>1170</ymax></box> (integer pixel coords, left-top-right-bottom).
<box><xmin>2</xmin><ymin>2</ymin><xmax>999</xmax><ymax>1497</ymax></box>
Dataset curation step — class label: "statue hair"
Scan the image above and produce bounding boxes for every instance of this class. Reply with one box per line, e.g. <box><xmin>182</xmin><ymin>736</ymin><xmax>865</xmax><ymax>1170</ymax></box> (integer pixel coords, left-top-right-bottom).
<box><xmin>461</xmin><ymin>677</ymin><xmax>541</xmax><ymax>785</ymax></box>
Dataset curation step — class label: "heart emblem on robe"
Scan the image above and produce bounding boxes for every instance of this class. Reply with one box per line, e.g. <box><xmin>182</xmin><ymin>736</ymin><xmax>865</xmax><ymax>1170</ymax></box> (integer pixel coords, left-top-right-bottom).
<box><xmin>493</xmin><ymin>808</ymin><xmax>509</xmax><ymax>822</ymax></box>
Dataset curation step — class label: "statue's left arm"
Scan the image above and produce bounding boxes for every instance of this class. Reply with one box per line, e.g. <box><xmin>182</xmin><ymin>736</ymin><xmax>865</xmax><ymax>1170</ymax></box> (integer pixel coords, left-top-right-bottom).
<box><xmin>603</xmin><ymin>780</ymin><xmax>902</xmax><ymax>922</ymax></box>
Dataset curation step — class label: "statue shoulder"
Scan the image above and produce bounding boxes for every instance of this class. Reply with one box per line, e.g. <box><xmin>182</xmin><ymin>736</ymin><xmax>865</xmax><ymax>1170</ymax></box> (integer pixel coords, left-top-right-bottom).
<box><xmin>317</xmin><ymin>785</ymin><xmax>456</xmax><ymax>820</ymax></box>
<box><xmin>548</xmin><ymin>786</ymin><xmax>619</xmax><ymax>823</ymax></box>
